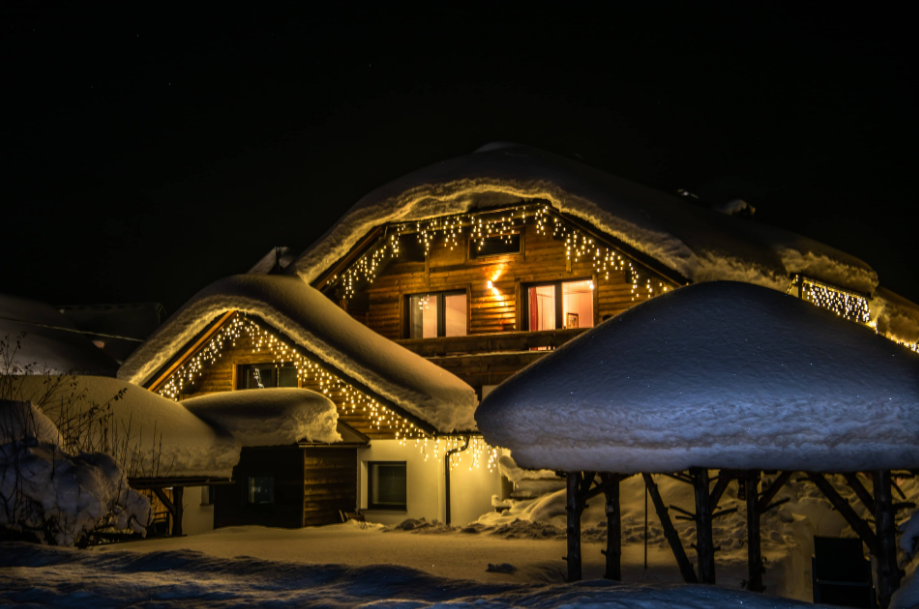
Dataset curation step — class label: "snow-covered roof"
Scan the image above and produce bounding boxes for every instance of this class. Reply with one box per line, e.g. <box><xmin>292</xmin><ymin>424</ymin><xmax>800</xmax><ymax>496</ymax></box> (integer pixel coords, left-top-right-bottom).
<box><xmin>291</xmin><ymin>143</ymin><xmax>877</xmax><ymax>296</ymax></box>
<box><xmin>0</xmin><ymin>294</ymin><xmax>119</xmax><ymax>376</ymax></box>
<box><xmin>183</xmin><ymin>388</ymin><xmax>342</xmax><ymax>447</ymax></box>
<box><xmin>11</xmin><ymin>376</ymin><xmax>241</xmax><ymax>479</ymax></box>
<box><xmin>475</xmin><ymin>281</ymin><xmax>919</xmax><ymax>473</ymax></box>
<box><xmin>119</xmin><ymin>275</ymin><xmax>478</xmax><ymax>432</ymax></box>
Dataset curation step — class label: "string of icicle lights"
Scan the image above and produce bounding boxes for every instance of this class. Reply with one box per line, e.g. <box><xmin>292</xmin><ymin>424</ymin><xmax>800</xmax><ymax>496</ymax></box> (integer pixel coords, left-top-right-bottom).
<box><xmin>800</xmin><ymin>277</ymin><xmax>871</xmax><ymax>324</ymax></box>
<box><xmin>328</xmin><ymin>203</ymin><xmax>674</xmax><ymax>298</ymax></box>
<box><xmin>157</xmin><ymin>314</ymin><xmax>426</xmax><ymax>440</ymax></box>
<box><xmin>402</xmin><ymin>434</ymin><xmax>499</xmax><ymax>472</ymax></box>
<box><xmin>157</xmin><ymin>315</ymin><xmax>504</xmax><ymax>468</ymax></box>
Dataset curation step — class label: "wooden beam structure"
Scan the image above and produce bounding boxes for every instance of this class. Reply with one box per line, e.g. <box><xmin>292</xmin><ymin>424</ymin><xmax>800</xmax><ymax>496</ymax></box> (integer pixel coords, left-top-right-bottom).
<box><xmin>745</xmin><ymin>471</ymin><xmax>764</xmax><ymax>592</ymax></box>
<box><xmin>690</xmin><ymin>467</ymin><xmax>716</xmax><ymax>584</ymax></box>
<box><xmin>599</xmin><ymin>473</ymin><xmax>623</xmax><ymax>581</ymax></box>
<box><xmin>874</xmin><ymin>470</ymin><xmax>901</xmax><ymax>609</ymax></box>
<box><xmin>642</xmin><ymin>473</ymin><xmax>698</xmax><ymax>583</ymax></box>
<box><xmin>565</xmin><ymin>472</ymin><xmax>586</xmax><ymax>582</ymax></box>
<box><xmin>806</xmin><ymin>473</ymin><xmax>876</xmax><ymax>549</ymax></box>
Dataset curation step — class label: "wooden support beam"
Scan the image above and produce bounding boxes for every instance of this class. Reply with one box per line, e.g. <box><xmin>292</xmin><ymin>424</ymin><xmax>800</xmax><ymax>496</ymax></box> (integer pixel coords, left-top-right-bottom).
<box><xmin>745</xmin><ymin>471</ymin><xmax>765</xmax><ymax>593</ymax></box>
<box><xmin>151</xmin><ymin>487</ymin><xmax>176</xmax><ymax>516</ymax></box>
<box><xmin>565</xmin><ymin>472</ymin><xmax>584</xmax><ymax>582</ymax></box>
<box><xmin>843</xmin><ymin>473</ymin><xmax>876</xmax><ymax>516</ymax></box>
<box><xmin>642</xmin><ymin>473</ymin><xmax>698</xmax><ymax>583</ymax></box>
<box><xmin>806</xmin><ymin>473</ymin><xmax>876</xmax><ymax>549</ymax></box>
<box><xmin>709</xmin><ymin>471</ymin><xmax>735</xmax><ymax>510</ymax></box>
<box><xmin>691</xmin><ymin>467</ymin><xmax>716</xmax><ymax>584</ymax></box>
<box><xmin>874</xmin><ymin>470</ymin><xmax>901</xmax><ymax>609</ymax></box>
<box><xmin>599</xmin><ymin>473</ymin><xmax>622</xmax><ymax>581</ymax></box>
<box><xmin>172</xmin><ymin>486</ymin><xmax>184</xmax><ymax>537</ymax></box>
<box><xmin>756</xmin><ymin>471</ymin><xmax>792</xmax><ymax>513</ymax></box>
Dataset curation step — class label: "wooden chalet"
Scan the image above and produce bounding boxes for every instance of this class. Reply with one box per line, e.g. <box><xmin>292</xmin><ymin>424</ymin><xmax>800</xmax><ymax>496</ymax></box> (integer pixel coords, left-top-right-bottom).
<box><xmin>117</xmin><ymin>143</ymin><xmax>919</xmax><ymax>539</ymax></box>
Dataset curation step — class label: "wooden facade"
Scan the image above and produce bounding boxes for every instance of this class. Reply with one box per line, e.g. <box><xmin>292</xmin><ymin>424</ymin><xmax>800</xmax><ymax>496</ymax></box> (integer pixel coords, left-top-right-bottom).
<box><xmin>214</xmin><ymin>446</ymin><xmax>358</xmax><ymax>528</ymax></box>
<box><xmin>174</xmin><ymin>326</ymin><xmax>406</xmax><ymax>440</ymax></box>
<box><xmin>335</xmin><ymin>222</ymin><xmax>668</xmax><ymax>393</ymax></box>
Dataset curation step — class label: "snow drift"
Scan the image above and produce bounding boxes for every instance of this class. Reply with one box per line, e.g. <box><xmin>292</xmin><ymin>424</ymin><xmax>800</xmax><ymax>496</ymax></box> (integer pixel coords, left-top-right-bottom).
<box><xmin>291</xmin><ymin>143</ymin><xmax>877</xmax><ymax>297</ymax></box>
<box><xmin>10</xmin><ymin>376</ymin><xmax>241</xmax><ymax>478</ymax></box>
<box><xmin>119</xmin><ymin>275</ymin><xmax>478</xmax><ymax>432</ymax></box>
<box><xmin>476</xmin><ymin>281</ymin><xmax>919</xmax><ymax>473</ymax></box>
<box><xmin>1</xmin><ymin>400</ymin><xmax>150</xmax><ymax>546</ymax></box>
<box><xmin>183</xmin><ymin>388</ymin><xmax>342</xmax><ymax>446</ymax></box>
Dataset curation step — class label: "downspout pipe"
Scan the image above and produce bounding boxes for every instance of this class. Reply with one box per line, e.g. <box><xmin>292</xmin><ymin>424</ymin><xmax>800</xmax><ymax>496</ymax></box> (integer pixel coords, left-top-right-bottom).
<box><xmin>444</xmin><ymin>436</ymin><xmax>471</xmax><ymax>526</ymax></box>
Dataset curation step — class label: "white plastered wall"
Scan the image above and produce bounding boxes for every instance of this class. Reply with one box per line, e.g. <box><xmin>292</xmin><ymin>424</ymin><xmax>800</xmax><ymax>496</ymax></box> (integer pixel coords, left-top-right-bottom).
<box><xmin>358</xmin><ymin>439</ymin><xmax>503</xmax><ymax>526</ymax></box>
<box><xmin>181</xmin><ymin>486</ymin><xmax>215</xmax><ymax>535</ymax></box>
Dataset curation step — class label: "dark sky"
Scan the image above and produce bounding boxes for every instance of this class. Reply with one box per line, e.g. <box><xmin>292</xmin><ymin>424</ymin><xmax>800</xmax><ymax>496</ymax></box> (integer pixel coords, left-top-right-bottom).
<box><xmin>4</xmin><ymin>4</ymin><xmax>916</xmax><ymax>314</ymax></box>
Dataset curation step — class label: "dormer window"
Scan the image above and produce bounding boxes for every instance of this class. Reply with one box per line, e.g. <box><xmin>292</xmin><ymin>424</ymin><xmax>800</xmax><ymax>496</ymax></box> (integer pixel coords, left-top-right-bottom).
<box><xmin>471</xmin><ymin>232</ymin><xmax>521</xmax><ymax>259</ymax></box>
<box><xmin>407</xmin><ymin>291</ymin><xmax>467</xmax><ymax>338</ymax></box>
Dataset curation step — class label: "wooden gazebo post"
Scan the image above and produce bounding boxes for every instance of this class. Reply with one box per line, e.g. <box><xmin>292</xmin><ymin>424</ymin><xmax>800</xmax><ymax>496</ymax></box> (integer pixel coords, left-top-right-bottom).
<box><xmin>690</xmin><ymin>467</ymin><xmax>716</xmax><ymax>584</ymax></box>
<box><xmin>874</xmin><ymin>470</ymin><xmax>901</xmax><ymax>609</ymax></box>
<box><xmin>600</xmin><ymin>473</ymin><xmax>622</xmax><ymax>581</ymax></box>
<box><xmin>565</xmin><ymin>472</ymin><xmax>585</xmax><ymax>582</ymax></box>
<box><xmin>744</xmin><ymin>471</ymin><xmax>764</xmax><ymax>592</ymax></box>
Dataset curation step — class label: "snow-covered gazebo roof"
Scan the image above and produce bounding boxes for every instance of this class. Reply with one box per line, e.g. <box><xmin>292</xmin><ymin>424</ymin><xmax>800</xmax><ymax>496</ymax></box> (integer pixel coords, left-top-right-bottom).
<box><xmin>119</xmin><ymin>275</ymin><xmax>478</xmax><ymax>433</ymax></box>
<box><xmin>475</xmin><ymin>281</ymin><xmax>919</xmax><ymax>473</ymax></box>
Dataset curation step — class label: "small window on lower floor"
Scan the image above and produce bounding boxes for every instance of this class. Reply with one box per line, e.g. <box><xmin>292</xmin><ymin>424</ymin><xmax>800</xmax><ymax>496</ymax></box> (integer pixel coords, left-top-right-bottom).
<box><xmin>200</xmin><ymin>485</ymin><xmax>215</xmax><ymax>506</ymax></box>
<box><xmin>247</xmin><ymin>476</ymin><xmax>275</xmax><ymax>505</ymax></box>
<box><xmin>368</xmin><ymin>462</ymin><xmax>407</xmax><ymax>510</ymax></box>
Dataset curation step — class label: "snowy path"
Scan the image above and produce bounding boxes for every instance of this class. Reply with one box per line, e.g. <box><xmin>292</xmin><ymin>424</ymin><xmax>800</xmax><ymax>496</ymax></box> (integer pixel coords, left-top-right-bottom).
<box><xmin>0</xmin><ymin>539</ymin><xmax>826</xmax><ymax>608</ymax></box>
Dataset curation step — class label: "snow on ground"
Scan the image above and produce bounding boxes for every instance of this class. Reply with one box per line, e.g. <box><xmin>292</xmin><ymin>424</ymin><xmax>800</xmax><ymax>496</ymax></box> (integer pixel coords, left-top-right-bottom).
<box><xmin>118</xmin><ymin>274</ymin><xmax>478</xmax><ymax>433</ymax></box>
<box><xmin>477</xmin><ymin>281</ymin><xmax>919</xmax><ymax>473</ymax></box>
<box><xmin>11</xmin><ymin>376</ymin><xmax>240</xmax><ymax>478</ymax></box>
<box><xmin>183</xmin><ymin>387</ymin><xmax>342</xmax><ymax>446</ymax></box>
<box><xmin>0</xmin><ymin>540</ymin><xmax>830</xmax><ymax>609</ymax></box>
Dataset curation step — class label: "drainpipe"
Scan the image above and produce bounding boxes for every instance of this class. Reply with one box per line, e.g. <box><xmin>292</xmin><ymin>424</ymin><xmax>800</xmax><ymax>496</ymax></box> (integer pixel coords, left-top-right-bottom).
<box><xmin>443</xmin><ymin>436</ymin><xmax>470</xmax><ymax>525</ymax></box>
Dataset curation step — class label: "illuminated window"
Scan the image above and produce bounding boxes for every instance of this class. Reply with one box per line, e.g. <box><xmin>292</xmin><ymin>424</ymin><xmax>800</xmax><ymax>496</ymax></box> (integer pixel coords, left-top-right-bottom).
<box><xmin>237</xmin><ymin>363</ymin><xmax>298</xmax><ymax>389</ymax></box>
<box><xmin>525</xmin><ymin>279</ymin><xmax>594</xmax><ymax>331</ymax></box>
<box><xmin>368</xmin><ymin>462</ymin><xmax>407</xmax><ymax>510</ymax></box>
<box><xmin>407</xmin><ymin>291</ymin><xmax>467</xmax><ymax>338</ymax></box>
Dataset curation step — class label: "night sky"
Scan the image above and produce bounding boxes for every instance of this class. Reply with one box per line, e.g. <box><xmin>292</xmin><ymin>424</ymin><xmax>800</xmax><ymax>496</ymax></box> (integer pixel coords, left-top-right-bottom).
<box><xmin>4</xmin><ymin>4</ymin><xmax>916</xmax><ymax>315</ymax></box>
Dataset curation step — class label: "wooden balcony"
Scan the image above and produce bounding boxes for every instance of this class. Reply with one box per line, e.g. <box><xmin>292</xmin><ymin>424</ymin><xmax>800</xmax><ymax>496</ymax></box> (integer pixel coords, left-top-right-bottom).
<box><xmin>394</xmin><ymin>327</ymin><xmax>589</xmax><ymax>357</ymax></box>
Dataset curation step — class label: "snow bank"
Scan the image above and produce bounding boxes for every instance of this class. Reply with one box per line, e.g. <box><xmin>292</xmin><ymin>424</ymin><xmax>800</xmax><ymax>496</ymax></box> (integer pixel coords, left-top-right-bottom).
<box><xmin>0</xmin><ymin>440</ymin><xmax>150</xmax><ymax>546</ymax></box>
<box><xmin>11</xmin><ymin>376</ymin><xmax>240</xmax><ymax>479</ymax></box>
<box><xmin>183</xmin><ymin>388</ymin><xmax>341</xmax><ymax>446</ymax></box>
<box><xmin>0</xmin><ymin>541</ymin><xmax>828</xmax><ymax>608</ymax></box>
<box><xmin>476</xmin><ymin>281</ymin><xmax>919</xmax><ymax>473</ymax></box>
<box><xmin>0</xmin><ymin>294</ymin><xmax>118</xmax><ymax>376</ymax></box>
<box><xmin>119</xmin><ymin>275</ymin><xmax>478</xmax><ymax>432</ymax></box>
<box><xmin>291</xmin><ymin>143</ymin><xmax>878</xmax><ymax>296</ymax></box>
<box><xmin>0</xmin><ymin>400</ymin><xmax>63</xmax><ymax>445</ymax></box>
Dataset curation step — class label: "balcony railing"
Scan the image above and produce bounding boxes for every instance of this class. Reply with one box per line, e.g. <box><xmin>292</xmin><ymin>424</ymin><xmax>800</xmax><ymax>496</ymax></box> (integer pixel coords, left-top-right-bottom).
<box><xmin>394</xmin><ymin>327</ymin><xmax>589</xmax><ymax>357</ymax></box>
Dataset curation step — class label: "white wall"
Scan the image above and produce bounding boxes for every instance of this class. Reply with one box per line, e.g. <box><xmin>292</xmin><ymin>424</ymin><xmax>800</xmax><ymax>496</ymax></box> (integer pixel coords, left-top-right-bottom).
<box><xmin>181</xmin><ymin>485</ymin><xmax>215</xmax><ymax>536</ymax></box>
<box><xmin>358</xmin><ymin>439</ymin><xmax>503</xmax><ymax>526</ymax></box>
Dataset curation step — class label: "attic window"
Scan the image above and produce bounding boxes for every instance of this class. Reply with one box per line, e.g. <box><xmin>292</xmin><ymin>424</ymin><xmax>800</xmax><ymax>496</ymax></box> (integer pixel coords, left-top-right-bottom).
<box><xmin>237</xmin><ymin>363</ymin><xmax>298</xmax><ymax>389</ymax></box>
<box><xmin>471</xmin><ymin>232</ymin><xmax>521</xmax><ymax>258</ymax></box>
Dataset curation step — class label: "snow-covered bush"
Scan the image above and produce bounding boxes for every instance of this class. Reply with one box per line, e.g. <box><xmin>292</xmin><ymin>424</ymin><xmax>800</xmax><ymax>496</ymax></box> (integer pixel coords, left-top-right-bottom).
<box><xmin>0</xmin><ymin>335</ymin><xmax>151</xmax><ymax>546</ymax></box>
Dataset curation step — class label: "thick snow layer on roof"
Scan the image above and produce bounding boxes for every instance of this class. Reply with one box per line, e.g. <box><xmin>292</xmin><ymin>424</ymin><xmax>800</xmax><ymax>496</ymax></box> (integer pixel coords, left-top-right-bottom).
<box><xmin>119</xmin><ymin>275</ymin><xmax>477</xmax><ymax>432</ymax></box>
<box><xmin>873</xmin><ymin>287</ymin><xmax>919</xmax><ymax>348</ymax></box>
<box><xmin>291</xmin><ymin>143</ymin><xmax>877</xmax><ymax>295</ymax></box>
<box><xmin>183</xmin><ymin>388</ymin><xmax>341</xmax><ymax>446</ymax></box>
<box><xmin>0</xmin><ymin>294</ymin><xmax>119</xmax><ymax>376</ymax></box>
<box><xmin>11</xmin><ymin>376</ymin><xmax>240</xmax><ymax>479</ymax></box>
<box><xmin>0</xmin><ymin>400</ymin><xmax>63</xmax><ymax>445</ymax></box>
<box><xmin>476</xmin><ymin>281</ymin><xmax>919</xmax><ymax>473</ymax></box>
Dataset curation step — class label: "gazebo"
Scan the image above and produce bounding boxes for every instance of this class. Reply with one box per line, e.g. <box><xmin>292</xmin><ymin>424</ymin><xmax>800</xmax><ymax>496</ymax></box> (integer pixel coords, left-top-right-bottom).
<box><xmin>475</xmin><ymin>281</ymin><xmax>919</xmax><ymax>608</ymax></box>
